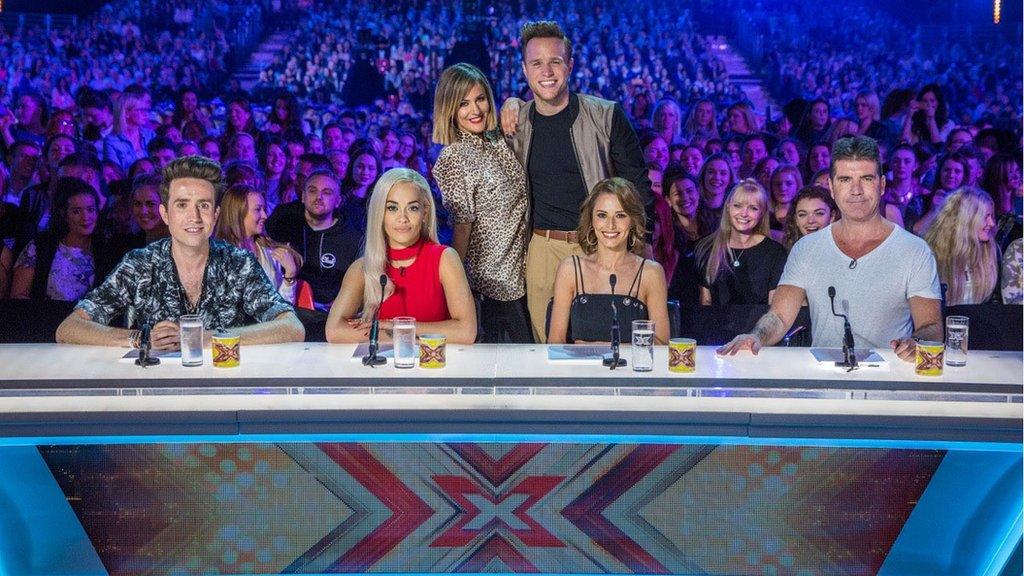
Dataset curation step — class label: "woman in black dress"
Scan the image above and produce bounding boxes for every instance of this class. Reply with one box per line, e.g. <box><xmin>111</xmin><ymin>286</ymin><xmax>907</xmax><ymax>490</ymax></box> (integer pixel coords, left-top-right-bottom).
<box><xmin>696</xmin><ymin>179</ymin><xmax>788</xmax><ymax>305</ymax></box>
<box><xmin>548</xmin><ymin>178</ymin><xmax>669</xmax><ymax>344</ymax></box>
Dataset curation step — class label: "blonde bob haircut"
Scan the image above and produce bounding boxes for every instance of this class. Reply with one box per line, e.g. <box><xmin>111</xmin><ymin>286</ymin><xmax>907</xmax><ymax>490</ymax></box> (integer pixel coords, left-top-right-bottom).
<box><xmin>361</xmin><ymin>168</ymin><xmax>439</xmax><ymax>317</ymax></box>
<box><xmin>432</xmin><ymin>63</ymin><xmax>497</xmax><ymax>145</ymax></box>
<box><xmin>575</xmin><ymin>177</ymin><xmax>648</xmax><ymax>256</ymax></box>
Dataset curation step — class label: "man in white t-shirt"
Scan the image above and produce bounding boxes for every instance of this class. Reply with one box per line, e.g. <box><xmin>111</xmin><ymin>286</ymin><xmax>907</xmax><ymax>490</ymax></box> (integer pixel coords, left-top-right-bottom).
<box><xmin>717</xmin><ymin>136</ymin><xmax>942</xmax><ymax>361</ymax></box>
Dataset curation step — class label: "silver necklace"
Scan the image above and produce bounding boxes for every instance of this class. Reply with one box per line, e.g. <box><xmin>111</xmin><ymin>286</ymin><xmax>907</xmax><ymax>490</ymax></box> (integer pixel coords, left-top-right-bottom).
<box><xmin>729</xmin><ymin>247</ymin><xmax>746</xmax><ymax>267</ymax></box>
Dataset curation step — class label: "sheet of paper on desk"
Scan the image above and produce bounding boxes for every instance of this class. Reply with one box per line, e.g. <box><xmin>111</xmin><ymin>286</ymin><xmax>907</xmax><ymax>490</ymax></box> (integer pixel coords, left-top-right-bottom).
<box><xmin>810</xmin><ymin>348</ymin><xmax>886</xmax><ymax>365</ymax></box>
<box><xmin>547</xmin><ymin>345</ymin><xmax>608</xmax><ymax>362</ymax></box>
<box><xmin>119</xmin><ymin>349</ymin><xmax>182</xmax><ymax>363</ymax></box>
<box><xmin>351</xmin><ymin>343</ymin><xmax>394</xmax><ymax>361</ymax></box>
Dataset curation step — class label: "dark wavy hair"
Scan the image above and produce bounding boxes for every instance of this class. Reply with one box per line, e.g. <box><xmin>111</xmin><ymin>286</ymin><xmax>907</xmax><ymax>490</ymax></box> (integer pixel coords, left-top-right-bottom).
<box><xmin>50</xmin><ymin>176</ymin><xmax>101</xmax><ymax>240</ymax></box>
<box><xmin>342</xmin><ymin>139</ymin><xmax>383</xmax><ymax>197</ymax></box>
<box><xmin>982</xmin><ymin>154</ymin><xmax>1023</xmax><ymax>215</ymax></box>
<box><xmin>783</xmin><ymin>185</ymin><xmax>838</xmax><ymax>249</ymax></box>
<box><xmin>911</xmin><ymin>83</ymin><xmax>950</xmax><ymax>142</ymax></box>
<box><xmin>830</xmin><ymin>135</ymin><xmax>881</xmax><ymax>178</ymax></box>
<box><xmin>270</xmin><ymin>92</ymin><xmax>303</xmax><ymax>132</ymax></box>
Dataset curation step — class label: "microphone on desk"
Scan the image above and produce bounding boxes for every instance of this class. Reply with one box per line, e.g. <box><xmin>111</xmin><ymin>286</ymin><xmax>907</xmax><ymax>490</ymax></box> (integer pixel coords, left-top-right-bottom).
<box><xmin>135</xmin><ymin>322</ymin><xmax>159</xmax><ymax>367</ymax></box>
<box><xmin>362</xmin><ymin>274</ymin><xmax>389</xmax><ymax>367</ymax></box>
<box><xmin>828</xmin><ymin>286</ymin><xmax>858</xmax><ymax>371</ymax></box>
<box><xmin>602</xmin><ymin>273</ymin><xmax>626</xmax><ymax>369</ymax></box>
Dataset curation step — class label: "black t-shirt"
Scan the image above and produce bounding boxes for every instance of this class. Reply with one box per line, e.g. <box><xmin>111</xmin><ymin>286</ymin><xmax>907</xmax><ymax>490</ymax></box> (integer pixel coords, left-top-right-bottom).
<box><xmin>667</xmin><ymin>227</ymin><xmax>701</xmax><ymax>309</ymax></box>
<box><xmin>527</xmin><ymin>94</ymin><xmax>588</xmax><ymax>230</ymax></box>
<box><xmin>266</xmin><ymin>201</ymin><xmax>363</xmax><ymax>310</ymax></box>
<box><xmin>697</xmin><ymin>236</ymin><xmax>788</xmax><ymax>305</ymax></box>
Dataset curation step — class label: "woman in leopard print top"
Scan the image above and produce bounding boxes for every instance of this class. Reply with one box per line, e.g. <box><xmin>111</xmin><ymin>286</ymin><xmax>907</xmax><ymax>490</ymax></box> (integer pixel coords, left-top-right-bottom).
<box><xmin>432</xmin><ymin>63</ymin><xmax>532</xmax><ymax>343</ymax></box>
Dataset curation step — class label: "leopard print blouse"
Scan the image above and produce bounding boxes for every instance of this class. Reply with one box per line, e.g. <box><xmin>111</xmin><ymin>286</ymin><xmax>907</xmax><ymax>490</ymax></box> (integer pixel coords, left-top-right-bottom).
<box><xmin>434</xmin><ymin>130</ymin><xmax>528</xmax><ymax>301</ymax></box>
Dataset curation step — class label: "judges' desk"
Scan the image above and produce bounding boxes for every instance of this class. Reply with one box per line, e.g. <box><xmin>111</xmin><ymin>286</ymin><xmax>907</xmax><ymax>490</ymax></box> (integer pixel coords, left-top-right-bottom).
<box><xmin>0</xmin><ymin>343</ymin><xmax>1020</xmax><ymax>575</ymax></box>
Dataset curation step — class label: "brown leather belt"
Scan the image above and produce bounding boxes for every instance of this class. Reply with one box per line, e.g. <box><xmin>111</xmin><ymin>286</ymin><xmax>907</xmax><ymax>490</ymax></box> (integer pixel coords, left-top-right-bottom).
<box><xmin>533</xmin><ymin>228</ymin><xmax>578</xmax><ymax>243</ymax></box>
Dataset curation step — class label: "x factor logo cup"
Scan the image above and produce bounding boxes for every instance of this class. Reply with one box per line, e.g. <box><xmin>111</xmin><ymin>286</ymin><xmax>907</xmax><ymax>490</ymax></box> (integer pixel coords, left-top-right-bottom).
<box><xmin>915</xmin><ymin>343</ymin><xmax>944</xmax><ymax>376</ymax></box>
<box><xmin>419</xmin><ymin>334</ymin><xmax>447</xmax><ymax>369</ymax></box>
<box><xmin>669</xmin><ymin>338</ymin><xmax>696</xmax><ymax>373</ymax></box>
<box><xmin>212</xmin><ymin>332</ymin><xmax>241</xmax><ymax>368</ymax></box>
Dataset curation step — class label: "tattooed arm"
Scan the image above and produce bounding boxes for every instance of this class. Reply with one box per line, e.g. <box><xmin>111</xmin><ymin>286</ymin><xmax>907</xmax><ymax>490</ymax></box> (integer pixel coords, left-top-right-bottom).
<box><xmin>716</xmin><ymin>285</ymin><xmax>805</xmax><ymax>356</ymax></box>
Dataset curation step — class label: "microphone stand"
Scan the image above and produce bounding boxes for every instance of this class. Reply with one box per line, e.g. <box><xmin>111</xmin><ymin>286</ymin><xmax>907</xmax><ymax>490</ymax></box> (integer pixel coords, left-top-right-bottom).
<box><xmin>828</xmin><ymin>286</ymin><xmax>858</xmax><ymax>371</ymax></box>
<box><xmin>362</xmin><ymin>274</ymin><xmax>388</xmax><ymax>366</ymax></box>
<box><xmin>602</xmin><ymin>273</ymin><xmax>627</xmax><ymax>369</ymax></box>
<box><xmin>135</xmin><ymin>322</ymin><xmax>159</xmax><ymax>367</ymax></box>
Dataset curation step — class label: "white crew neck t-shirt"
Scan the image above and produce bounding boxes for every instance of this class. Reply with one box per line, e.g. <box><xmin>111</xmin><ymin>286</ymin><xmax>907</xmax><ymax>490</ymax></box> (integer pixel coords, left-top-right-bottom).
<box><xmin>779</xmin><ymin>223</ymin><xmax>941</xmax><ymax>348</ymax></box>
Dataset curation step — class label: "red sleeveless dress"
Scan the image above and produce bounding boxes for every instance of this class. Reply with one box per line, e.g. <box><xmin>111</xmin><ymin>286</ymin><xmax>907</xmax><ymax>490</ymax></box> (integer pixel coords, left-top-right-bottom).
<box><xmin>378</xmin><ymin>240</ymin><xmax>451</xmax><ymax>322</ymax></box>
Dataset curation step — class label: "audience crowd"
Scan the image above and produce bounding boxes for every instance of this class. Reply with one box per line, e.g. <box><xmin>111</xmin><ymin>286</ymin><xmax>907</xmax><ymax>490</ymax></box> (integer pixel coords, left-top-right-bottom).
<box><xmin>251</xmin><ymin>0</ymin><xmax>741</xmax><ymax>123</ymax></box>
<box><xmin>0</xmin><ymin>0</ymin><xmax>1020</xmax><ymax>346</ymax></box>
<box><xmin>750</xmin><ymin>1</ymin><xmax>1022</xmax><ymax>132</ymax></box>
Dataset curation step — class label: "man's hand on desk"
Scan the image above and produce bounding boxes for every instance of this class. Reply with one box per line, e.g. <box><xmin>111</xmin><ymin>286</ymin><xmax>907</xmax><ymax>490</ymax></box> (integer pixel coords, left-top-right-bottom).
<box><xmin>151</xmin><ymin>320</ymin><xmax>181</xmax><ymax>351</ymax></box>
<box><xmin>890</xmin><ymin>337</ymin><xmax>917</xmax><ymax>362</ymax></box>
<box><xmin>716</xmin><ymin>333</ymin><xmax>762</xmax><ymax>356</ymax></box>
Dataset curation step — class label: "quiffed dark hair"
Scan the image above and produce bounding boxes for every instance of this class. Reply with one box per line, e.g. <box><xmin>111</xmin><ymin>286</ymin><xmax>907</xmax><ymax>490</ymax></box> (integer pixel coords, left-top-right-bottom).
<box><xmin>160</xmin><ymin>155</ymin><xmax>225</xmax><ymax>206</ymax></box>
<box><xmin>830</xmin><ymin>136</ymin><xmax>881</xmax><ymax>178</ymax></box>
<box><xmin>520</xmin><ymin>21</ymin><xmax>573</xmax><ymax>61</ymax></box>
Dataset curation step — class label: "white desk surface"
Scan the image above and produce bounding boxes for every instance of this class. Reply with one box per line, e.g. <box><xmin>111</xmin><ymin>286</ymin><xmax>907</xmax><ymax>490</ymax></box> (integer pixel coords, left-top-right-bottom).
<box><xmin>0</xmin><ymin>342</ymin><xmax>1019</xmax><ymax>386</ymax></box>
<box><xmin>0</xmin><ymin>344</ymin><xmax>1019</xmax><ymax>424</ymax></box>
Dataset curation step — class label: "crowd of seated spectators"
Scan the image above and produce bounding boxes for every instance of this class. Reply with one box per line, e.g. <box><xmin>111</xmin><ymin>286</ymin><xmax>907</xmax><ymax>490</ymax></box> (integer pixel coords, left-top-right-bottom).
<box><xmin>753</xmin><ymin>1</ymin><xmax>1022</xmax><ymax>133</ymax></box>
<box><xmin>0</xmin><ymin>0</ymin><xmax>1019</xmax><ymax>339</ymax></box>
<box><xmin>0</xmin><ymin>1</ymin><xmax>247</xmax><ymax>106</ymax></box>
<box><xmin>252</xmin><ymin>0</ymin><xmax>742</xmax><ymax>125</ymax></box>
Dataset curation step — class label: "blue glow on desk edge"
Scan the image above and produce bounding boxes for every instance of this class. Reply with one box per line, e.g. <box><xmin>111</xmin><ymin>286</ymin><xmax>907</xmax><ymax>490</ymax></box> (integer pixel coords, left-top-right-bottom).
<box><xmin>0</xmin><ymin>433</ymin><xmax>1019</xmax><ymax>451</ymax></box>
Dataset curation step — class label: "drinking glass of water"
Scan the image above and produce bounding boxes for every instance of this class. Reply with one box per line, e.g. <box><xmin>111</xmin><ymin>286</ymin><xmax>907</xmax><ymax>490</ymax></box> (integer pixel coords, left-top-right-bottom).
<box><xmin>631</xmin><ymin>319</ymin><xmax>655</xmax><ymax>372</ymax></box>
<box><xmin>945</xmin><ymin>315</ymin><xmax>969</xmax><ymax>367</ymax></box>
<box><xmin>392</xmin><ymin>316</ymin><xmax>417</xmax><ymax>368</ymax></box>
<box><xmin>179</xmin><ymin>314</ymin><xmax>204</xmax><ymax>367</ymax></box>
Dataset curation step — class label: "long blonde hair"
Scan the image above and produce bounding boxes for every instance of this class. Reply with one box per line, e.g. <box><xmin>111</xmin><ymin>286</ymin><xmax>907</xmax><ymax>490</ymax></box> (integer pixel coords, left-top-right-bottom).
<box><xmin>432</xmin><ymin>63</ymin><xmax>497</xmax><ymax>145</ymax></box>
<box><xmin>924</xmin><ymin>187</ymin><xmax>999</xmax><ymax>305</ymax></box>
<box><xmin>684</xmin><ymin>99</ymin><xmax>719</xmax><ymax>140</ymax></box>
<box><xmin>701</xmin><ymin>179</ymin><xmax>771</xmax><ymax>285</ymax></box>
<box><xmin>361</xmin><ymin>168</ymin><xmax>439</xmax><ymax>316</ymax></box>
